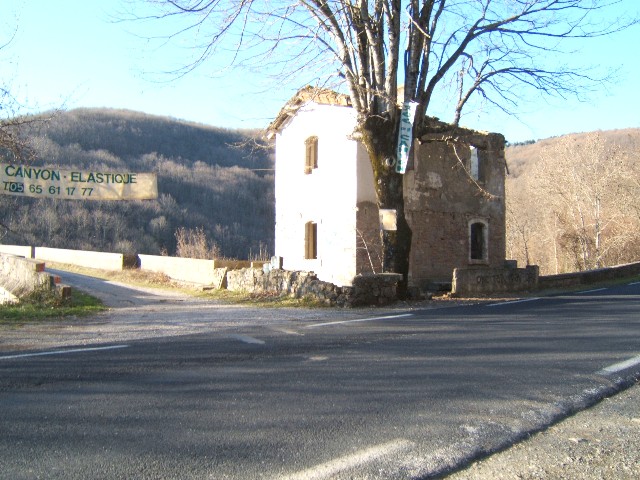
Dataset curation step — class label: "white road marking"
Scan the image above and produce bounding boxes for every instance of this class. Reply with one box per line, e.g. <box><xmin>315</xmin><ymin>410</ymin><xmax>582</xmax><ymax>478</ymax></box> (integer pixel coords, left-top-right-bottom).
<box><xmin>577</xmin><ymin>287</ymin><xmax>607</xmax><ymax>294</ymax></box>
<box><xmin>597</xmin><ymin>354</ymin><xmax>640</xmax><ymax>375</ymax></box>
<box><xmin>0</xmin><ymin>344</ymin><xmax>129</xmax><ymax>361</ymax></box>
<box><xmin>486</xmin><ymin>298</ymin><xmax>540</xmax><ymax>307</ymax></box>
<box><xmin>279</xmin><ymin>438</ymin><xmax>414</xmax><ymax>480</ymax></box>
<box><xmin>272</xmin><ymin>327</ymin><xmax>304</xmax><ymax>336</ymax></box>
<box><xmin>228</xmin><ymin>334</ymin><xmax>265</xmax><ymax>345</ymax></box>
<box><xmin>306</xmin><ymin>313</ymin><xmax>413</xmax><ymax>328</ymax></box>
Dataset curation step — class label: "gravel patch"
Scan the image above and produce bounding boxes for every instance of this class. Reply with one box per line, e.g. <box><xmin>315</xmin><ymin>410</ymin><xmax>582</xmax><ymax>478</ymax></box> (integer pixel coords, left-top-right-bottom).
<box><xmin>445</xmin><ymin>381</ymin><xmax>640</xmax><ymax>479</ymax></box>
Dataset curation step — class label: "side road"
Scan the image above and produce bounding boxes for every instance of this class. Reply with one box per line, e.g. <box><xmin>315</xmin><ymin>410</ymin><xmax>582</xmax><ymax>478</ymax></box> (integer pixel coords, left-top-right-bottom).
<box><xmin>1</xmin><ymin>271</ymin><xmax>638</xmax><ymax>479</ymax></box>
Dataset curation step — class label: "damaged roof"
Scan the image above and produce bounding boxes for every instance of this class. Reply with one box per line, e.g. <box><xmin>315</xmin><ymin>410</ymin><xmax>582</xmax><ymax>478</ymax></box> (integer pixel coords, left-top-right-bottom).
<box><xmin>266</xmin><ymin>86</ymin><xmax>352</xmax><ymax>138</ymax></box>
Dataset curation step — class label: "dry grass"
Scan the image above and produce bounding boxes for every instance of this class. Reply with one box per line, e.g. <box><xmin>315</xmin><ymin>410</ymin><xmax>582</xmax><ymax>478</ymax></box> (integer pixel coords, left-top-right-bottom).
<box><xmin>46</xmin><ymin>262</ymin><xmax>175</xmax><ymax>288</ymax></box>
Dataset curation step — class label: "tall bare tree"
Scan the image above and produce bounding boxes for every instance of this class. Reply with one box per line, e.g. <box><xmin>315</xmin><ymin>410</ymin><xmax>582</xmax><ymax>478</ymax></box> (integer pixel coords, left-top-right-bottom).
<box><xmin>130</xmin><ymin>0</ymin><xmax>636</xmax><ymax>292</ymax></box>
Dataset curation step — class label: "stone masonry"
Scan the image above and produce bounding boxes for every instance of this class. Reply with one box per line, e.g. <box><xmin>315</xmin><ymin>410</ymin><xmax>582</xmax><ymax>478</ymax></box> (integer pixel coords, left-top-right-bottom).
<box><xmin>404</xmin><ymin>119</ymin><xmax>506</xmax><ymax>290</ymax></box>
<box><xmin>226</xmin><ymin>267</ymin><xmax>402</xmax><ymax>307</ymax></box>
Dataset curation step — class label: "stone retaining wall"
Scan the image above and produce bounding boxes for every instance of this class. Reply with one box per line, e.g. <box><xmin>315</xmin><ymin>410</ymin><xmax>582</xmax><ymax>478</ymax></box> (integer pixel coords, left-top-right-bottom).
<box><xmin>227</xmin><ymin>268</ymin><xmax>402</xmax><ymax>307</ymax></box>
<box><xmin>452</xmin><ymin>264</ymin><xmax>539</xmax><ymax>296</ymax></box>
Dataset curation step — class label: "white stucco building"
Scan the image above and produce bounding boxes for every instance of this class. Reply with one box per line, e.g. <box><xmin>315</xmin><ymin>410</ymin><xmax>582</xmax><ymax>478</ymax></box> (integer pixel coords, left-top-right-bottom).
<box><xmin>267</xmin><ymin>87</ymin><xmax>379</xmax><ymax>287</ymax></box>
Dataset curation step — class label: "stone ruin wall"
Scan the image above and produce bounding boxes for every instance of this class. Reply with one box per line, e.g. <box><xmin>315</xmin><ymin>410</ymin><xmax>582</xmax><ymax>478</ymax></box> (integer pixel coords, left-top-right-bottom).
<box><xmin>404</xmin><ymin>124</ymin><xmax>506</xmax><ymax>290</ymax></box>
<box><xmin>226</xmin><ymin>267</ymin><xmax>402</xmax><ymax>307</ymax></box>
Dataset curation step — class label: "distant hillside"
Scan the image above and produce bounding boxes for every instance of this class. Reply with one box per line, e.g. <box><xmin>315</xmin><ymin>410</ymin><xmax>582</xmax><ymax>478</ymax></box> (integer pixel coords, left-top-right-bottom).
<box><xmin>0</xmin><ymin>108</ymin><xmax>274</xmax><ymax>259</ymax></box>
<box><xmin>505</xmin><ymin>128</ymin><xmax>640</xmax><ymax>177</ymax></box>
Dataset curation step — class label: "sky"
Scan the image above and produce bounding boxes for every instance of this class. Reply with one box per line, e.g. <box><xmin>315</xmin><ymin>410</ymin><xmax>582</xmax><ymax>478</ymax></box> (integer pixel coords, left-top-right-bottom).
<box><xmin>1</xmin><ymin>0</ymin><xmax>639</xmax><ymax>143</ymax></box>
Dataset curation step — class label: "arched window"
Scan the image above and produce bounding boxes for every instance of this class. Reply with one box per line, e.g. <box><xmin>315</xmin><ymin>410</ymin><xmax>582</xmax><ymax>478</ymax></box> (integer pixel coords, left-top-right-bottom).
<box><xmin>469</xmin><ymin>220</ymin><xmax>488</xmax><ymax>263</ymax></box>
<box><xmin>304</xmin><ymin>136</ymin><xmax>318</xmax><ymax>174</ymax></box>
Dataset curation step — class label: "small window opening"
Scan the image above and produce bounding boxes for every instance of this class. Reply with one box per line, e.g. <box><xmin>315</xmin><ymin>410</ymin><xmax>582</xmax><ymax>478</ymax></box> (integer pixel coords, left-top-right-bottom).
<box><xmin>469</xmin><ymin>146</ymin><xmax>485</xmax><ymax>183</ymax></box>
<box><xmin>304</xmin><ymin>136</ymin><xmax>318</xmax><ymax>174</ymax></box>
<box><xmin>470</xmin><ymin>221</ymin><xmax>488</xmax><ymax>262</ymax></box>
<box><xmin>305</xmin><ymin>221</ymin><xmax>317</xmax><ymax>259</ymax></box>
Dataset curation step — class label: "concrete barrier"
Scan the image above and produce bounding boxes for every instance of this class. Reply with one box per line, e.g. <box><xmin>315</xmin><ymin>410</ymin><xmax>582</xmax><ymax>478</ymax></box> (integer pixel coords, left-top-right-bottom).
<box><xmin>0</xmin><ymin>244</ymin><xmax>34</xmax><ymax>258</ymax></box>
<box><xmin>137</xmin><ymin>255</ymin><xmax>260</xmax><ymax>286</ymax></box>
<box><xmin>0</xmin><ymin>253</ymin><xmax>65</xmax><ymax>303</ymax></box>
<box><xmin>34</xmin><ymin>247</ymin><xmax>131</xmax><ymax>271</ymax></box>
<box><xmin>138</xmin><ymin>254</ymin><xmax>217</xmax><ymax>285</ymax></box>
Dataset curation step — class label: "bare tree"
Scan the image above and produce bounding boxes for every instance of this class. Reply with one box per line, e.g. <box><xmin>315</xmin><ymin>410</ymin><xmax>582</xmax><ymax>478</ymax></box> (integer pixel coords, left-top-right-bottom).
<box><xmin>128</xmin><ymin>0</ymin><xmax>637</xmax><ymax>293</ymax></box>
<box><xmin>175</xmin><ymin>226</ymin><xmax>220</xmax><ymax>259</ymax></box>
<box><xmin>0</xmin><ymin>87</ymin><xmax>38</xmax><ymax>163</ymax></box>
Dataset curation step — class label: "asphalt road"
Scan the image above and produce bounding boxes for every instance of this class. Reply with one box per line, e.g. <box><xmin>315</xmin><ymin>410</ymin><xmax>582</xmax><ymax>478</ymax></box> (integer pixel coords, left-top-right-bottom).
<box><xmin>1</xmin><ymin>280</ymin><xmax>639</xmax><ymax>479</ymax></box>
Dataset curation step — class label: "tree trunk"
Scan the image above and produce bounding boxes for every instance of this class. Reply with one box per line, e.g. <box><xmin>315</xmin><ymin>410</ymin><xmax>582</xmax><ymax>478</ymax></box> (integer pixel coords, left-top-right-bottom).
<box><xmin>361</xmin><ymin>114</ymin><xmax>413</xmax><ymax>298</ymax></box>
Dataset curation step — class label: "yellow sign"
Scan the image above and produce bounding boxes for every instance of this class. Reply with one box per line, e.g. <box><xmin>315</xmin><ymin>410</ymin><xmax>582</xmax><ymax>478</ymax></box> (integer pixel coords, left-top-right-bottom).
<box><xmin>0</xmin><ymin>164</ymin><xmax>158</xmax><ymax>200</ymax></box>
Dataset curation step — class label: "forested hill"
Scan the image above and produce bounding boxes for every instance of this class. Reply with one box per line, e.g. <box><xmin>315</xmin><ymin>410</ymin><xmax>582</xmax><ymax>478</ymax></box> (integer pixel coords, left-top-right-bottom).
<box><xmin>0</xmin><ymin>108</ymin><xmax>275</xmax><ymax>259</ymax></box>
<box><xmin>505</xmin><ymin>128</ymin><xmax>640</xmax><ymax>178</ymax></box>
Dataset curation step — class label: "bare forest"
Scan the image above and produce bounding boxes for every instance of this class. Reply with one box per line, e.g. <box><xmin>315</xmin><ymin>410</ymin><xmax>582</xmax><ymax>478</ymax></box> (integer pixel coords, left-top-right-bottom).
<box><xmin>0</xmin><ymin>108</ymin><xmax>274</xmax><ymax>260</ymax></box>
<box><xmin>506</xmin><ymin>129</ymin><xmax>640</xmax><ymax>275</ymax></box>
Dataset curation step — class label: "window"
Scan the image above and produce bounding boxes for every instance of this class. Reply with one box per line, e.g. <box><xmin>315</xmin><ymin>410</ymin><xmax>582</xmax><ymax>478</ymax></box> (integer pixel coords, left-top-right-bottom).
<box><xmin>469</xmin><ymin>146</ymin><xmax>485</xmax><ymax>183</ymax></box>
<box><xmin>304</xmin><ymin>136</ymin><xmax>318</xmax><ymax>174</ymax></box>
<box><xmin>305</xmin><ymin>221</ymin><xmax>317</xmax><ymax>259</ymax></box>
<box><xmin>469</xmin><ymin>220</ymin><xmax>488</xmax><ymax>262</ymax></box>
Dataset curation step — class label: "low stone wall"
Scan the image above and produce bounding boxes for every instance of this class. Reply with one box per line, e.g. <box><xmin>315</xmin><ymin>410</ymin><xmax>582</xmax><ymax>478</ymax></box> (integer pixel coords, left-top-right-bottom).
<box><xmin>226</xmin><ymin>268</ymin><xmax>401</xmax><ymax>307</ymax></box>
<box><xmin>0</xmin><ymin>253</ymin><xmax>69</xmax><ymax>304</ymax></box>
<box><xmin>349</xmin><ymin>273</ymin><xmax>403</xmax><ymax>307</ymax></box>
<box><xmin>452</xmin><ymin>260</ymin><xmax>640</xmax><ymax>296</ymax></box>
<box><xmin>538</xmin><ymin>261</ymin><xmax>640</xmax><ymax>290</ymax></box>
<box><xmin>451</xmin><ymin>264</ymin><xmax>539</xmax><ymax>296</ymax></box>
<box><xmin>35</xmin><ymin>247</ymin><xmax>134</xmax><ymax>271</ymax></box>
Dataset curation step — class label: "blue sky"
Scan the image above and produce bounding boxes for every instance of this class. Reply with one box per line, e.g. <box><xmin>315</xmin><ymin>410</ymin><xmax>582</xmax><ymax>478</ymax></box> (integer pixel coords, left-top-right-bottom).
<box><xmin>1</xmin><ymin>0</ymin><xmax>638</xmax><ymax>143</ymax></box>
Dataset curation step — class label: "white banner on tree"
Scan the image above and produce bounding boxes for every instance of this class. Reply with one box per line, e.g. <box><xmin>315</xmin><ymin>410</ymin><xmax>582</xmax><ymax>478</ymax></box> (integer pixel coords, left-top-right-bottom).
<box><xmin>0</xmin><ymin>164</ymin><xmax>158</xmax><ymax>201</ymax></box>
<box><xmin>396</xmin><ymin>101</ymin><xmax>418</xmax><ymax>174</ymax></box>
